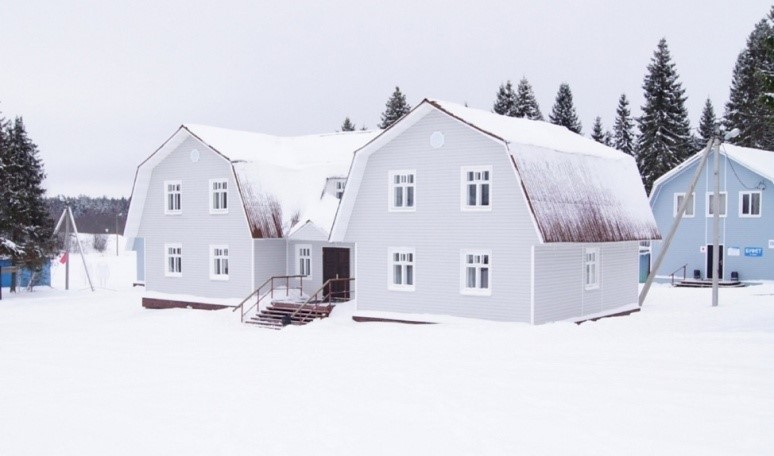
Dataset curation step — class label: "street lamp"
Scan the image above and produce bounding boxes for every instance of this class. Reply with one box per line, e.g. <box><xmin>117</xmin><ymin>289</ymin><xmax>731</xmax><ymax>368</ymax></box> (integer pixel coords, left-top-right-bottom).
<box><xmin>116</xmin><ymin>213</ymin><xmax>123</xmax><ymax>256</ymax></box>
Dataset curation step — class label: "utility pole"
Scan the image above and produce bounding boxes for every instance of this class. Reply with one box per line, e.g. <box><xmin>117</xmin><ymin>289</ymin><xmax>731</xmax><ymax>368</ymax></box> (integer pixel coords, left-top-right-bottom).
<box><xmin>64</xmin><ymin>205</ymin><xmax>70</xmax><ymax>291</ymax></box>
<box><xmin>639</xmin><ymin>127</ymin><xmax>739</xmax><ymax>308</ymax></box>
<box><xmin>711</xmin><ymin>133</ymin><xmax>721</xmax><ymax>307</ymax></box>
<box><xmin>116</xmin><ymin>212</ymin><xmax>123</xmax><ymax>256</ymax></box>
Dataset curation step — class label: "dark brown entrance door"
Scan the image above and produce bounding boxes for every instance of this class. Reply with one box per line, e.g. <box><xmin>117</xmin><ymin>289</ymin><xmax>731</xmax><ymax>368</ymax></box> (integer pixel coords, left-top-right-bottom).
<box><xmin>322</xmin><ymin>247</ymin><xmax>350</xmax><ymax>300</ymax></box>
<box><xmin>706</xmin><ymin>244</ymin><xmax>724</xmax><ymax>279</ymax></box>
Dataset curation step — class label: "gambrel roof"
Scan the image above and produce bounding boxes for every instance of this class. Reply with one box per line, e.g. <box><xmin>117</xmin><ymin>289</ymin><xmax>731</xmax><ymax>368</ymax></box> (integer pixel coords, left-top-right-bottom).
<box><xmin>651</xmin><ymin>143</ymin><xmax>774</xmax><ymax>193</ymax></box>
<box><xmin>331</xmin><ymin>99</ymin><xmax>660</xmax><ymax>243</ymax></box>
<box><xmin>124</xmin><ymin>125</ymin><xmax>377</xmax><ymax>242</ymax></box>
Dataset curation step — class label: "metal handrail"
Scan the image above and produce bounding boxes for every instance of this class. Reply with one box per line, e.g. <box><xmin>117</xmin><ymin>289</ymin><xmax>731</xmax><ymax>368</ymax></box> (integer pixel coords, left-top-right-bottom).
<box><xmin>289</xmin><ymin>277</ymin><xmax>355</xmax><ymax>322</ymax></box>
<box><xmin>669</xmin><ymin>264</ymin><xmax>688</xmax><ymax>286</ymax></box>
<box><xmin>233</xmin><ymin>275</ymin><xmax>306</xmax><ymax>322</ymax></box>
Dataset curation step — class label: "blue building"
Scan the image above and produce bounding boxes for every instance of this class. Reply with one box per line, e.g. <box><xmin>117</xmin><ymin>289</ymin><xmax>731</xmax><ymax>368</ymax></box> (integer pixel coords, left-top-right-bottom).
<box><xmin>0</xmin><ymin>258</ymin><xmax>52</xmax><ymax>288</ymax></box>
<box><xmin>649</xmin><ymin>144</ymin><xmax>774</xmax><ymax>282</ymax></box>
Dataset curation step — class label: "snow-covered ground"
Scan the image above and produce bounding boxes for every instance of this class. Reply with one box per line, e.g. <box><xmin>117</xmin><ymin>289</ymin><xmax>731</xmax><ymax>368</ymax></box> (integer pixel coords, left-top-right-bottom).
<box><xmin>0</xmin><ymin>250</ymin><xmax>772</xmax><ymax>455</ymax></box>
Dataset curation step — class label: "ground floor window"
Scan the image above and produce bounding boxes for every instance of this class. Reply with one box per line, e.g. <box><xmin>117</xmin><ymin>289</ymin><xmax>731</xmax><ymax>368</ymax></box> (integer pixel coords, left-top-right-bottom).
<box><xmin>388</xmin><ymin>247</ymin><xmax>415</xmax><ymax>291</ymax></box>
<box><xmin>461</xmin><ymin>250</ymin><xmax>491</xmax><ymax>296</ymax></box>
<box><xmin>210</xmin><ymin>245</ymin><xmax>229</xmax><ymax>280</ymax></box>
<box><xmin>165</xmin><ymin>243</ymin><xmax>182</xmax><ymax>277</ymax></box>
<box><xmin>584</xmin><ymin>248</ymin><xmax>599</xmax><ymax>290</ymax></box>
<box><xmin>296</xmin><ymin>244</ymin><xmax>312</xmax><ymax>278</ymax></box>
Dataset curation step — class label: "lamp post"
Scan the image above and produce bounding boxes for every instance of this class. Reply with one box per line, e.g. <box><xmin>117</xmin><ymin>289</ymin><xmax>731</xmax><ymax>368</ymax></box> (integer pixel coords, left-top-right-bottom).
<box><xmin>116</xmin><ymin>213</ymin><xmax>123</xmax><ymax>256</ymax></box>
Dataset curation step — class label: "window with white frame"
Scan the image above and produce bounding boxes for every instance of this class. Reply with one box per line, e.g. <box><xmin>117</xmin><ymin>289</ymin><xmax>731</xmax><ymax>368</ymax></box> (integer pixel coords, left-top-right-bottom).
<box><xmin>673</xmin><ymin>192</ymin><xmax>695</xmax><ymax>217</ymax></box>
<box><xmin>706</xmin><ymin>192</ymin><xmax>727</xmax><ymax>217</ymax></box>
<box><xmin>296</xmin><ymin>244</ymin><xmax>312</xmax><ymax>278</ymax></box>
<box><xmin>210</xmin><ymin>245</ymin><xmax>229</xmax><ymax>280</ymax></box>
<box><xmin>461</xmin><ymin>166</ymin><xmax>492</xmax><ymax>210</ymax></box>
<box><xmin>164</xmin><ymin>181</ymin><xmax>182</xmax><ymax>214</ymax></box>
<box><xmin>584</xmin><ymin>248</ymin><xmax>599</xmax><ymax>290</ymax></box>
<box><xmin>210</xmin><ymin>179</ymin><xmax>228</xmax><ymax>214</ymax></box>
<box><xmin>739</xmin><ymin>191</ymin><xmax>762</xmax><ymax>217</ymax></box>
<box><xmin>461</xmin><ymin>250</ymin><xmax>491</xmax><ymax>296</ymax></box>
<box><xmin>388</xmin><ymin>248</ymin><xmax>415</xmax><ymax>291</ymax></box>
<box><xmin>389</xmin><ymin>170</ymin><xmax>416</xmax><ymax>211</ymax></box>
<box><xmin>165</xmin><ymin>243</ymin><xmax>182</xmax><ymax>277</ymax></box>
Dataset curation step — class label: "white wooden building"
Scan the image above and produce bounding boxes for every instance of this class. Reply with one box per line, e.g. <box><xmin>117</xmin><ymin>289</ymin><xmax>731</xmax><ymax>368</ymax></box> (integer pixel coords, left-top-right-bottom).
<box><xmin>331</xmin><ymin>99</ymin><xmax>660</xmax><ymax>323</ymax></box>
<box><xmin>123</xmin><ymin>124</ymin><xmax>377</xmax><ymax>309</ymax></box>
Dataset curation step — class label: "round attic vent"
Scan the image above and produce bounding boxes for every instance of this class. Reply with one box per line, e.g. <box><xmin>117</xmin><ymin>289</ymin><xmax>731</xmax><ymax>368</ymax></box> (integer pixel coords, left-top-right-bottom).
<box><xmin>190</xmin><ymin>149</ymin><xmax>200</xmax><ymax>163</ymax></box>
<box><xmin>430</xmin><ymin>131</ymin><xmax>445</xmax><ymax>149</ymax></box>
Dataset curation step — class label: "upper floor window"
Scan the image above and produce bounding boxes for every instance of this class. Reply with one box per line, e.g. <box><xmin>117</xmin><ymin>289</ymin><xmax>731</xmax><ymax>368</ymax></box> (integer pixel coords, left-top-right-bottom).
<box><xmin>461</xmin><ymin>250</ymin><xmax>491</xmax><ymax>296</ymax></box>
<box><xmin>388</xmin><ymin>247</ymin><xmax>415</xmax><ymax>291</ymax></box>
<box><xmin>739</xmin><ymin>191</ymin><xmax>762</xmax><ymax>217</ymax></box>
<box><xmin>673</xmin><ymin>192</ymin><xmax>695</xmax><ymax>217</ymax></box>
<box><xmin>296</xmin><ymin>244</ymin><xmax>312</xmax><ymax>278</ymax></box>
<box><xmin>164</xmin><ymin>181</ymin><xmax>182</xmax><ymax>215</ymax></box>
<box><xmin>584</xmin><ymin>248</ymin><xmax>599</xmax><ymax>290</ymax></box>
<box><xmin>165</xmin><ymin>243</ymin><xmax>182</xmax><ymax>277</ymax></box>
<box><xmin>706</xmin><ymin>192</ymin><xmax>727</xmax><ymax>217</ymax></box>
<box><xmin>210</xmin><ymin>245</ymin><xmax>229</xmax><ymax>280</ymax></box>
<box><xmin>210</xmin><ymin>179</ymin><xmax>228</xmax><ymax>214</ymax></box>
<box><xmin>461</xmin><ymin>166</ymin><xmax>492</xmax><ymax>211</ymax></box>
<box><xmin>389</xmin><ymin>170</ymin><xmax>416</xmax><ymax>211</ymax></box>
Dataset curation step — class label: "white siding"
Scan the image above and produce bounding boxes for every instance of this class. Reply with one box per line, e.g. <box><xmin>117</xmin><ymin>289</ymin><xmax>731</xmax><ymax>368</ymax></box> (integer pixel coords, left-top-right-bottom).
<box><xmin>343</xmin><ymin>110</ymin><xmax>539</xmax><ymax>322</ymax></box>
<box><xmin>253</xmin><ymin>238</ymin><xmax>287</xmax><ymax>287</ymax></box>
<box><xmin>136</xmin><ymin>135</ymin><xmax>253</xmax><ymax>299</ymax></box>
<box><xmin>533</xmin><ymin>242</ymin><xmax>639</xmax><ymax>324</ymax></box>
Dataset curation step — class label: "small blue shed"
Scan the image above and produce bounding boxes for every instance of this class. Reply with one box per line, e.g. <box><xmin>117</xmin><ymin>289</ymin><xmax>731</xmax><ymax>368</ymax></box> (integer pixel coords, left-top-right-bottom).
<box><xmin>0</xmin><ymin>258</ymin><xmax>52</xmax><ymax>288</ymax></box>
<box><xmin>648</xmin><ymin>144</ymin><xmax>774</xmax><ymax>281</ymax></box>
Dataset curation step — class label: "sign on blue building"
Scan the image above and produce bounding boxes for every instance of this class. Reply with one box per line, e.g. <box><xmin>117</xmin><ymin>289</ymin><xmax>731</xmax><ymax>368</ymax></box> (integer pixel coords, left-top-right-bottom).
<box><xmin>744</xmin><ymin>247</ymin><xmax>764</xmax><ymax>257</ymax></box>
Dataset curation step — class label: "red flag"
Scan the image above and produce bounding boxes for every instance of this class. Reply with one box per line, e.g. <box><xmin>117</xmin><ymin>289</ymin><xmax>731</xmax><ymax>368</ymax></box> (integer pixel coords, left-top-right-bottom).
<box><xmin>59</xmin><ymin>252</ymin><xmax>68</xmax><ymax>264</ymax></box>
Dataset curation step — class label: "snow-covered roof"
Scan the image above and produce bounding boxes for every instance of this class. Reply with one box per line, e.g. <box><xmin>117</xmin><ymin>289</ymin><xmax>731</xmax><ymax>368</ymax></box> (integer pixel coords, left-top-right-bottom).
<box><xmin>124</xmin><ymin>125</ymin><xmax>378</xmax><ymax>243</ymax></box>
<box><xmin>651</xmin><ymin>143</ymin><xmax>774</xmax><ymax>192</ymax></box>
<box><xmin>331</xmin><ymin>99</ymin><xmax>660</xmax><ymax>243</ymax></box>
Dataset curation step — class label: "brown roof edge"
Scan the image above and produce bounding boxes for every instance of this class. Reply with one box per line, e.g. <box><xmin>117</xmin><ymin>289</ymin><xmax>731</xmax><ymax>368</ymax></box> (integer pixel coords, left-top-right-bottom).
<box><xmin>509</xmin><ymin>154</ymin><xmax>546</xmax><ymax>243</ymax></box>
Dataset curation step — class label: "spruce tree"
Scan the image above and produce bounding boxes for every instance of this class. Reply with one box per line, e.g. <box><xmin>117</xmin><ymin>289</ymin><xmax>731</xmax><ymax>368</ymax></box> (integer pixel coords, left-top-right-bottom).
<box><xmin>763</xmin><ymin>32</ymin><xmax>774</xmax><ymax>109</ymax></box>
<box><xmin>3</xmin><ymin>118</ymin><xmax>55</xmax><ymax>279</ymax></box>
<box><xmin>549</xmin><ymin>83</ymin><xmax>582</xmax><ymax>134</ymax></box>
<box><xmin>513</xmin><ymin>77</ymin><xmax>544</xmax><ymax>120</ymax></box>
<box><xmin>340</xmin><ymin>117</ymin><xmax>356</xmax><ymax>132</ymax></box>
<box><xmin>493</xmin><ymin>80</ymin><xmax>517</xmax><ymax>116</ymax></box>
<box><xmin>379</xmin><ymin>86</ymin><xmax>411</xmax><ymax>129</ymax></box>
<box><xmin>724</xmin><ymin>9</ymin><xmax>774</xmax><ymax>149</ymax></box>
<box><xmin>591</xmin><ymin>117</ymin><xmax>606</xmax><ymax>143</ymax></box>
<box><xmin>698</xmin><ymin>98</ymin><xmax>718</xmax><ymax>144</ymax></box>
<box><xmin>612</xmin><ymin>94</ymin><xmax>635</xmax><ymax>156</ymax></box>
<box><xmin>635</xmin><ymin>38</ymin><xmax>694</xmax><ymax>193</ymax></box>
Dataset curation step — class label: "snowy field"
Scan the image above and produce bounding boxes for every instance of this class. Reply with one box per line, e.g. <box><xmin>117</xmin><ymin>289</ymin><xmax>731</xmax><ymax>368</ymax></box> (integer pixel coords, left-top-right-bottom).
<box><xmin>1</xmin><ymin>247</ymin><xmax>772</xmax><ymax>455</ymax></box>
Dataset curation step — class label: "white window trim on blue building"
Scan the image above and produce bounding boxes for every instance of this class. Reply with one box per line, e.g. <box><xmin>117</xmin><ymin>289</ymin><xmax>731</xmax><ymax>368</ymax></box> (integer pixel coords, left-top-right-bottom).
<box><xmin>705</xmin><ymin>192</ymin><xmax>728</xmax><ymax>218</ymax></box>
<box><xmin>673</xmin><ymin>192</ymin><xmax>695</xmax><ymax>217</ymax></box>
<box><xmin>738</xmin><ymin>191</ymin><xmax>762</xmax><ymax>218</ymax></box>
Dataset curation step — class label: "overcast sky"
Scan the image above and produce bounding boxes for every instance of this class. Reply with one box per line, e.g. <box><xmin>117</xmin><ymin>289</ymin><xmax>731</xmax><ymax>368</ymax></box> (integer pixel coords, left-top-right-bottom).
<box><xmin>1</xmin><ymin>0</ymin><xmax>770</xmax><ymax>198</ymax></box>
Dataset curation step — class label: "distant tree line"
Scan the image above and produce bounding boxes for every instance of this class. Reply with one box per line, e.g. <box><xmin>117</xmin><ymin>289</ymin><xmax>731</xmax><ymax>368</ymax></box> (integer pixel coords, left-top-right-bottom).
<box><xmin>46</xmin><ymin>196</ymin><xmax>130</xmax><ymax>235</ymax></box>
<box><xmin>349</xmin><ymin>7</ymin><xmax>773</xmax><ymax>195</ymax></box>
